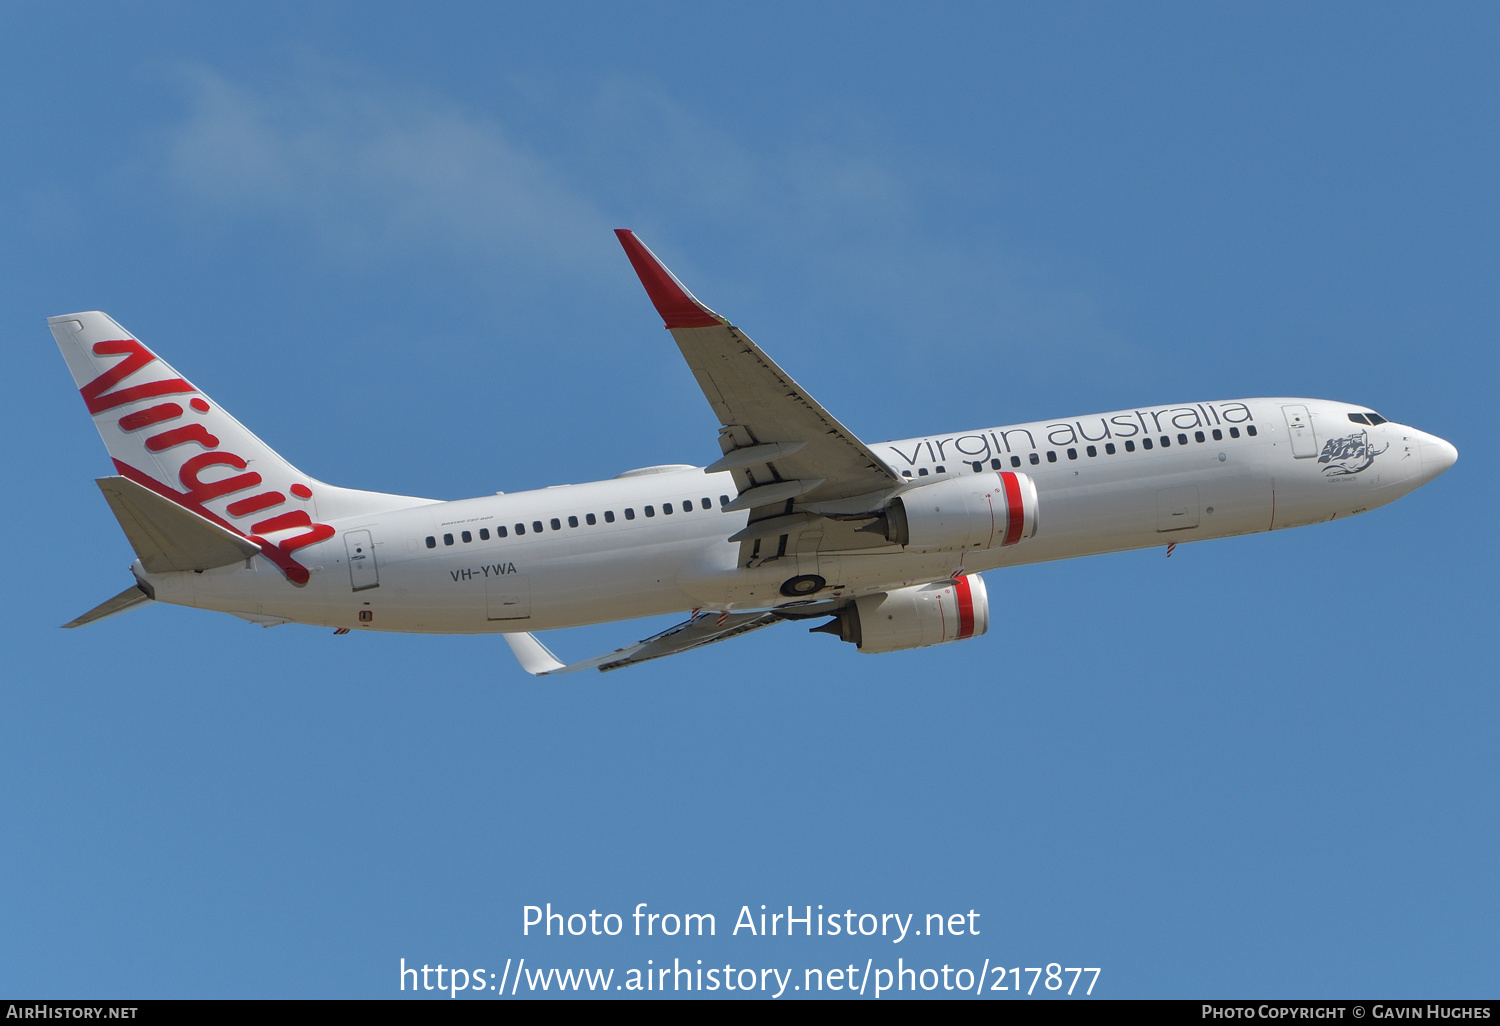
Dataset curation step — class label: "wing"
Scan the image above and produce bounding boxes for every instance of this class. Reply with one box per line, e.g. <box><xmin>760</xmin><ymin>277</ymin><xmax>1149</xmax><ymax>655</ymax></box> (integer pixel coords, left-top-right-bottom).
<box><xmin>615</xmin><ymin>231</ymin><xmax>902</xmax><ymax>563</ymax></box>
<box><xmin>503</xmin><ymin>609</ymin><xmax>790</xmax><ymax>675</ymax></box>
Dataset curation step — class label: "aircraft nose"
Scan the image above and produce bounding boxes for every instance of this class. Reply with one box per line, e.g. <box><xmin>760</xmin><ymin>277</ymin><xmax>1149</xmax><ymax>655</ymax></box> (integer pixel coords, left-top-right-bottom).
<box><xmin>1419</xmin><ymin>432</ymin><xmax>1458</xmax><ymax>479</ymax></box>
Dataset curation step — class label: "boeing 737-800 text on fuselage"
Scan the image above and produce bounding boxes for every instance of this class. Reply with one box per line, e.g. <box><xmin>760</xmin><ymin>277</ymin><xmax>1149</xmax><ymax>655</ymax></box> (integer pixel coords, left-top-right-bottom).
<box><xmin>54</xmin><ymin>231</ymin><xmax>1457</xmax><ymax>672</ymax></box>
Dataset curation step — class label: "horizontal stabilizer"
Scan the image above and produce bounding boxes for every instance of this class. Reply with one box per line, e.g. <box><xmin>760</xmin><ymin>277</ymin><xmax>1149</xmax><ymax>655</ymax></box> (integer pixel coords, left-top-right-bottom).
<box><xmin>502</xmin><ymin>609</ymin><xmax>789</xmax><ymax>675</ymax></box>
<box><xmin>62</xmin><ymin>583</ymin><xmax>152</xmax><ymax>628</ymax></box>
<box><xmin>96</xmin><ymin>476</ymin><xmax>261</xmax><ymax>573</ymax></box>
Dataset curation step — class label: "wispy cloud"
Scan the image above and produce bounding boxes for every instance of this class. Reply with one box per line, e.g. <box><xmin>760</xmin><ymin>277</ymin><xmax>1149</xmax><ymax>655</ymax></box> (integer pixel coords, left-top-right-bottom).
<box><xmin>582</xmin><ymin>77</ymin><xmax>911</xmax><ymax>237</ymax></box>
<box><xmin>166</xmin><ymin>67</ymin><xmax>613</xmax><ymax>274</ymax></box>
<box><xmin>565</xmin><ymin>78</ymin><xmax>1135</xmax><ymax>391</ymax></box>
<box><xmin>160</xmin><ymin>64</ymin><xmax>1135</xmax><ymax>405</ymax></box>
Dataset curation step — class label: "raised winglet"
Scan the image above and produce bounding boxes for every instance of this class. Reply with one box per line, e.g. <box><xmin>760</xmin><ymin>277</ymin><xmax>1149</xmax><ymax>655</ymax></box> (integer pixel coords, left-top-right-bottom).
<box><xmin>614</xmin><ymin>230</ymin><xmax>725</xmax><ymax>329</ymax></box>
<box><xmin>502</xmin><ymin>632</ymin><xmax>568</xmax><ymax>676</ymax></box>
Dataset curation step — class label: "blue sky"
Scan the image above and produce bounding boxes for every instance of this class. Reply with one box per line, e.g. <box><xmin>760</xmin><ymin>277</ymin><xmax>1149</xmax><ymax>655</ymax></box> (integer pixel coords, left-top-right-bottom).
<box><xmin>2</xmin><ymin>2</ymin><xmax>1495</xmax><ymax>999</ymax></box>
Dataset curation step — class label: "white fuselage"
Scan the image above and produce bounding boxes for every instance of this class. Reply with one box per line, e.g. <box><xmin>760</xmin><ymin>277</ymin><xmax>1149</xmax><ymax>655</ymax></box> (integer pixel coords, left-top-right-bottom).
<box><xmin>158</xmin><ymin>398</ymin><xmax>1455</xmax><ymax>634</ymax></box>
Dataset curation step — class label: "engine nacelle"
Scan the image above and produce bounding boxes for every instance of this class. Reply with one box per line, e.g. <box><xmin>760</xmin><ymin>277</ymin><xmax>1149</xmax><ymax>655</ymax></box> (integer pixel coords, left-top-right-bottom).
<box><xmin>879</xmin><ymin>471</ymin><xmax>1039</xmax><ymax>552</ymax></box>
<box><xmin>813</xmin><ymin>575</ymin><xmax>990</xmax><ymax>654</ymax></box>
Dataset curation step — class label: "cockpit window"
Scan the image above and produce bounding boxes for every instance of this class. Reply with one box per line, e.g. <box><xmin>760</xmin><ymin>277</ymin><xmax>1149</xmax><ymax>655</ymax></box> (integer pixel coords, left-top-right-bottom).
<box><xmin>1348</xmin><ymin>413</ymin><xmax>1370</xmax><ymax>425</ymax></box>
<box><xmin>1367</xmin><ymin>413</ymin><xmax>1387</xmax><ymax>425</ymax></box>
<box><xmin>1350</xmin><ymin>412</ymin><xmax>1388</xmax><ymax>426</ymax></box>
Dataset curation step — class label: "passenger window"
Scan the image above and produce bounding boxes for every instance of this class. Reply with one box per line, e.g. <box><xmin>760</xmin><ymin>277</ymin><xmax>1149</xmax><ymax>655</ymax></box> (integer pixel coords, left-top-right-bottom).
<box><xmin>682</xmin><ymin>499</ymin><xmax>693</xmax><ymax>511</ymax></box>
<box><xmin>1028</xmin><ymin>452</ymin><xmax>1040</xmax><ymax>465</ymax></box>
<box><xmin>1046</xmin><ymin>451</ymin><xmax>1057</xmax><ymax>463</ymax></box>
<box><xmin>550</xmin><ymin>518</ymin><xmax>561</xmax><ymax>531</ymax></box>
<box><xmin>1160</xmin><ymin>436</ymin><xmax>1171</xmax><ymax>447</ymax></box>
<box><xmin>568</xmin><ymin>515</ymin><xmax>579</xmax><ymax>528</ymax></box>
<box><xmin>1246</xmin><ymin>425</ymin><xmax>1258</xmax><ymax>436</ymax></box>
<box><xmin>701</xmin><ymin>497</ymin><xmax>711</xmax><ymax>508</ymax></box>
<box><xmin>425</xmin><ymin>536</ymin><xmax>436</xmax><ymax>549</ymax></box>
<box><xmin>461</xmin><ymin>530</ymin><xmax>472</xmax><ymax>543</ymax></box>
<box><xmin>645</xmin><ymin>505</ymin><xmax>656</xmax><ymax>517</ymax></box>
<box><xmin>479</xmin><ymin>528</ymin><xmax>490</xmax><ymax>540</ymax></box>
<box><xmin>663</xmin><ymin>503</ymin><xmax>673</xmax><ymax>514</ymax></box>
<box><xmin>586</xmin><ymin>513</ymin><xmax>596</xmax><ymax>525</ymax></box>
<box><xmin>902</xmin><ymin>470</ymin><xmax>912</xmax><ymax>478</ymax></box>
<box><xmin>1212</xmin><ymin>429</ymin><xmax>1223</xmax><ymax>441</ymax></box>
<box><xmin>1067</xmin><ymin>448</ymin><xmax>1078</xmax><ymax>460</ymax></box>
<box><xmin>625</xmin><ymin>508</ymin><xmax>636</xmax><ymax>520</ymax></box>
<box><xmin>1229</xmin><ymin>427</ymin><xmax>1240</xmax><ymax>438</ymax></box>
<box><xmin>1086</xmin><ymin>445</ymin><xmax>1097</xmax><ymax>457</ymax></box>
<box><xmin>918</xmin><ymin>468</ymin><xmax>929</xmax><ymax>476</ymax></box>
<box><xmin>443</xmin><ymin>533</ymin><xmax>454</xmax><ymax>546</ymax></box>
<box><xmin>970</xmin><ymin>461</ymin><xmax>983</xmax><ymax>473</ymax></box>
<box><xmin>1178</xmin><ymin>433</ymin><xmax>1189</xmax><ymax>445</ymax></box>
<box><xmin>1011</xmin><ymin>456</ymin><xmax>1021</xmax><ymax>467</ymax></box>
<box><xmin>605</xmin><ymin>511</ymin><xmax>616</xmax><ymax>523</ymax></box>
<box><xmin>515</xmin><ymin>523</ymin><xmax>525</xmax><ymax>535</ymax></box>
<box><xmin>1142</xmin><ymin>438</ymin><xmax>1153</xmax><ymax>450</ymax></box>
<box><xmin>533</xmin><ymin>521</ymin><xmax>544</xmax><ymax>533</ymax></box>
<box><xmin>720</xmin><ymin>495</ymin><xmax>730</xmax><ymax>507</ymax></box>
<box><xmin>497</xmin><ymin>525</ymin><xmax>508</xmax><ymax>538</ymax></box>
<box><xmin>936</xmin><ymin>465</ymin><xmax>946</xmax><ymax>473</ymax></box>
<box><xmin>1105</xmin><ymin>442</ymin><xmax>1116</xmax><ymax>455</ymax></box>
<box><xmin>991</xmin><ymin>458</ymin><xmax>1002</xmax><ymax>470</ymax></box>
<box><xmin>1125</xmin><ymin>439</ymin><xmax>1136</xmax><ymax>451</ymax></box>
<box><xmin>1194</xmin><ymin>431</ymin><xmax>1205</xmax><ymax>443</ymax></box>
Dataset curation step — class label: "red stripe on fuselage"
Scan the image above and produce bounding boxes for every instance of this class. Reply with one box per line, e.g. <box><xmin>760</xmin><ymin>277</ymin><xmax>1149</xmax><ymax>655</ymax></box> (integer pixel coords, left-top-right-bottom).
<box><xmin>1000</xmin><ymin>471</ymin><xmax>1025</xmax><ymax>546</ymax></box>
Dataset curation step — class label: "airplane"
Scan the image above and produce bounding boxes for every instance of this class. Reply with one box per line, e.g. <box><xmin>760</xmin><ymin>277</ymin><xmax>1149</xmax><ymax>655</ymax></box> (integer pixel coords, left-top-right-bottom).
<box><xmin>52</xmin><ymin>230</ymin><xmax>1458</xmax><ymax>673</ymax></box>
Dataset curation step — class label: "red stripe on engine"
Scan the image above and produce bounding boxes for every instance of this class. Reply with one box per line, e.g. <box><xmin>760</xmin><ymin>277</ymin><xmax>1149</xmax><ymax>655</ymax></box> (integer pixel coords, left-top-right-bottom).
<box><xmin>954</xmin><ymin>574</ymin><xmax>975</xmax><ymax>639</ymax></box>
<box><xmin>1000</xmin><ymin>472</ymin><xmax>1025</xmax><ymax>546</ymax></box>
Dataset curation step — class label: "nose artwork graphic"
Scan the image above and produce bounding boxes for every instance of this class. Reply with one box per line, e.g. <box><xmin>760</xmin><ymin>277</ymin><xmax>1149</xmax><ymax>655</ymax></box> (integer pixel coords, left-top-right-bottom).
<box><xmin>1318</xmin><ymin>430</ymin><xmax>1388</xmax><ymax>476</ymax></box>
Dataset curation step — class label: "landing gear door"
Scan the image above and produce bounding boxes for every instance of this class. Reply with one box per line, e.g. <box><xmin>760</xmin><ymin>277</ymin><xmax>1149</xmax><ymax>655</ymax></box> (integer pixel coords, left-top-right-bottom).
<box><xmin>1282</xmin><ymin>404</ymin><xmax>1318</xmax><ymax>458</ymax></box>
<box><xmin>344</xmin><ymin>529</ymin><xmax>379</xmax><ymax>591</ymax></box>
<box><xmin>1156</xmin><ymin>485</ymin><xmax>1201</xmax><ymax>532</ymax></box>
<box><xmin>487</xmin><ymin>576</ymin><xmax>532</xmax><ymax>620</ymax></box>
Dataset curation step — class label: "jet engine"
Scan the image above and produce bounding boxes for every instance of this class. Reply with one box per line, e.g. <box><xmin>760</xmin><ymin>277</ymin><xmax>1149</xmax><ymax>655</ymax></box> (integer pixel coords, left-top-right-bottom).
<box><xmin>862</xmin><ymin>471</ymin><xmax>1039</xmax><ymax>553</ymax></box>
<box><xmin>812</xmin><ymin>575</ymin><xmax>989</xmax><ymax>654</ymax></box>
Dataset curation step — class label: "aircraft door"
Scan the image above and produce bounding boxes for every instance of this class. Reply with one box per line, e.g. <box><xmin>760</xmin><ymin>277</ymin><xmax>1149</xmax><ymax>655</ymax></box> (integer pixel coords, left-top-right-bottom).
<box><xmin>1282</xmin><ymin>404</ymin><xmax>1318</xmax><ymax>458</ymax></box>
<box><xmin>1156</xmin><ymin>484</ymin><xmax>1200</xmax><ymax>532</ymax></box>
<box><xmin>487</xmin><ymin>575</ymin><xmax>532</xmax><ymax>620</ymax></box>
<box><xmin>344</xmin><ymin>530</ymin><xmax>379</xmax><ymax>591</ymax></box>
